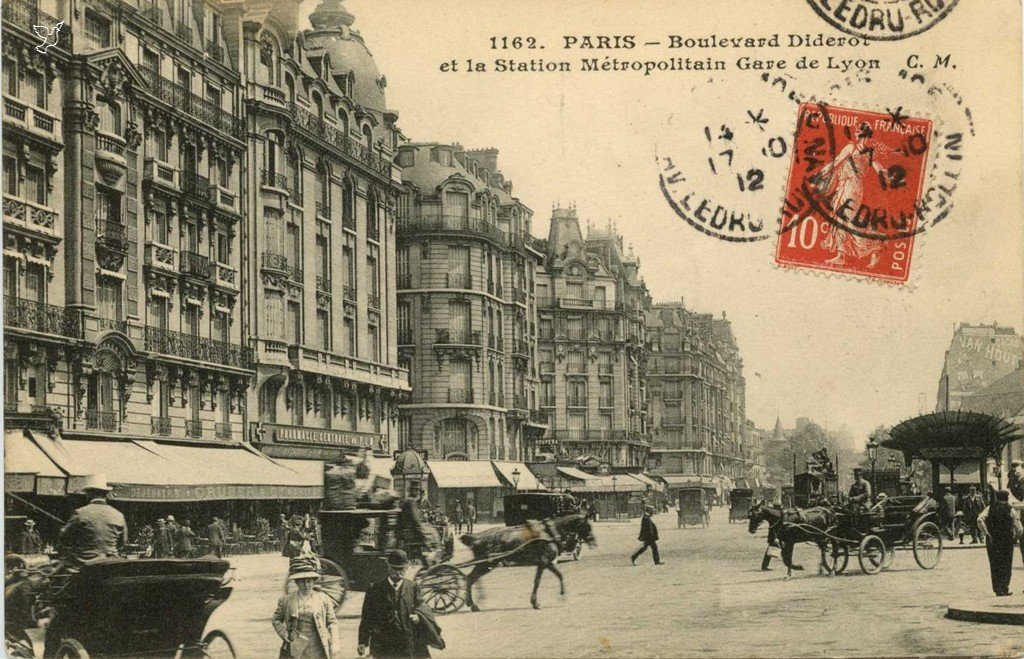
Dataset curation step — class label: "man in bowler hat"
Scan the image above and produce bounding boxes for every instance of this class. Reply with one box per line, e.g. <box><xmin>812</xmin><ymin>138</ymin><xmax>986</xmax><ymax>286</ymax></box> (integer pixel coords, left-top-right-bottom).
<box><xmin>358</xmin><ymin>549</ymin><xmax>432</xmax><ymax>658</ymax></box>
<box><xmin>631</xmin><ymin>505</ymin><xmax>664</xmax><ymax>565</ymax></box>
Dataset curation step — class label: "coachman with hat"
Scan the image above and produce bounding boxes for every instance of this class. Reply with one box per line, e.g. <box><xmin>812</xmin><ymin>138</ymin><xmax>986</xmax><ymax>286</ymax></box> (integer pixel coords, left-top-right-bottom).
<box><xmin>358</xmin><ymin>549</ymin><xmax>440</xmax><ymax>658</ymax></box>
<box><xmin>848</xmin><ymin>468</ymin><xmax>872</xmax><ymax>508</ymax></box>
<box><xmin>57</xmin><ymin>474</ymin><xmax>127</xmax><ymax>566</ymax></box>
<box><xmin>19</xmin><ymin>519</ymin><xmax>44</xmax><ymax>555</ymax></box>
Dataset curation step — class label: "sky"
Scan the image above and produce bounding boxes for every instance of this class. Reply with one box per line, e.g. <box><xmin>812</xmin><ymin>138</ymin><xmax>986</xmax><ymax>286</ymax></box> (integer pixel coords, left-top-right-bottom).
<box><xmin>299</xmin><ymin>0</ymin><xmax>1024</xmax><ymax>450</ymax></box>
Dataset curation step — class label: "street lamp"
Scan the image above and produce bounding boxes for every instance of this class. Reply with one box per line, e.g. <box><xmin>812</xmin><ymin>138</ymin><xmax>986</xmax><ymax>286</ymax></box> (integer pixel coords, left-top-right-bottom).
<box><xmin>511</xmin><ymin>468</ymin><xmax>521</xmax><ymax>490</ymax></box>
<box><xmin>866</xmin><ymin>439</ymin><xmax>879</xmax><ymax>503</ymax></box>
<box><xmin>611</xmin><ymin>475</ymin><xmax>618</xmax><ymax>517</ymax></box>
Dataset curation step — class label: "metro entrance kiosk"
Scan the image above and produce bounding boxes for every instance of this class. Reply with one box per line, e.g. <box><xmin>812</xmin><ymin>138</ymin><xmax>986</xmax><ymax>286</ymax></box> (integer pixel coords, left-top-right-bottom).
<box><xmin>884</xmin><ymin>411</ymin><xmax>1021</xmax><ymax>495</ymax></box>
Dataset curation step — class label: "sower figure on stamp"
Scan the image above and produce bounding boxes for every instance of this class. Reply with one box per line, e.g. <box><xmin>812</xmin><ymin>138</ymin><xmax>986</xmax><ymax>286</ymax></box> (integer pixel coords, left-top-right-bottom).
<box><xmin>810</xmin><ymin>122</ymin><xmax>889</xmax><ymax>268</ymax></box>
<box><xmin>631</xmin><ymin>505</ymin><xmax>664</xmax><ymax>566</ymax></box>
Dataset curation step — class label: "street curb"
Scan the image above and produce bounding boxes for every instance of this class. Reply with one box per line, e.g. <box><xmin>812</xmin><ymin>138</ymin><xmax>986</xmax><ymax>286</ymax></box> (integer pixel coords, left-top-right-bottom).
<box><xmin>946</xmin><ymin>600</ymin><xmax>1024</xmax><ymax>625</ymax></box>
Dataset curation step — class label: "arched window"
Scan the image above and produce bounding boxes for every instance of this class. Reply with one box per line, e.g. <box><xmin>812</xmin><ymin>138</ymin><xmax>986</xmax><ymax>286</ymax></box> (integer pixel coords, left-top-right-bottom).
<box><xmin>342</xmin><ymin>178</ymin><xmax>354</xmax><ymax>221</ymax></box>
<box><xmin>284</xmin><ymin>74</ymin><xmax>295</xmax><ymax>102</ymax></box>
<box><xmin>265</xmin><ymin>131</ymin><xmax>283</xmax><ymax>177</ymax></box>
<box><xmin>338</xmin><ymin>110</ymin><xmax>349</xmax><ymax>137</ymax></box>
<box><xmin>288</xmin><ymin>150</ymin><xmax>301</xmax><ymax>198</ymax></box>
<box><xmin>439</xmin><ymin>418</ymin><xmax>471</xmax><ymax>458</ymax></box>
<box><xmin>96</xmin><ymin>100</ymin><xmax>121</xmax><ymax>134</ymax></box>
<box><xmin>312</xmin><ymin>92</ymin><xmax>324</xmax><ymax>120</ymax></box>
<box><xmin>288</xmin><ymin>381</ymin><xmax>304</xmax><ymax>425</ymax></box>
<box><xmin>259</xmin><ymin>378</ymin><xmax>282</xmax><ymax>423</ymax></box>
<box><xmin>314</xmin><ymin>385</ymin><xmax>332</xmax><ymax>428</ymax></box>
<box><xmin>366</xmin><ymin>188</ymin><xmax>377</xmax><ymax>239</ymax></box>
<box><xmin>362</xmin><ymin>125</ymin><xmax>373</xmax><ymax>150</ymax></box>
<box><xmin>317</xmin><ymin>164</ymin><xmax>330</xmax><ymax>208</ymax></box>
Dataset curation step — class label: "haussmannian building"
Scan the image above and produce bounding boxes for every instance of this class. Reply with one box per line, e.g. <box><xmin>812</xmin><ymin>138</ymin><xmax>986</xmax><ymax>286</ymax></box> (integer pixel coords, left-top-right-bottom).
<box><xmin>237</xmin><ymin>0</ymin><xmax>410</xmax><ymax>463</ymax></box>
<box><xmin>535</xmin><ymin>209</ymin><xmax>651</xmax><ymax>469</ymax></box>
<box><xmin>645</xmin><ymin>302</ymin><xmax>750</xmax><ymax>486</ymax></box>
<box><xmin>394</xmin><ymin>142</ymin><xmax>548</xmax><ymax>462</ymax></box>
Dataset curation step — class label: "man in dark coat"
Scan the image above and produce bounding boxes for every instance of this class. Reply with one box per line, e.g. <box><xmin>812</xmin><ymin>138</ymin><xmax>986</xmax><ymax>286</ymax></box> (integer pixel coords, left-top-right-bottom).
<box><xmin>959</xmin><ymin>486</ymin><xmax>985</xmax><ymax>544</ymax></box>
<box><xmin>19</xmin><ymin>519</ymin><xmax>44</xmax><ymax>554</ymax></box>
<box><xmin>152</xmin><ymin>519</ymin><xmax>174</xmax><ymax>558</ymax></box>
<box><xmin>977</xmin><ymin>489</ymin><xmax>1023</xmax><ymax>596</ymax></box>
<box><xmin>358</xmin><ymin>550</ymin><xmax>431</xmax><ymax>658</ymax></box>
<box><xmin>207</xmin><ymin>517</ymin><xmax>225</xmax><ymax>558</ymax></box>
<box><xmin>176</xmin><ymin>519</ymin><xmax>196</xmax><ymax>558</ymax></box>
<box><xmin>58</xmin><ymin>476</ymin><xmax>127</xmax><ymax>566</ymax></box>
<box><xmin>940</xmin><ymin>487</ymin><xmax>958</xmax><ymax>538</ymax></box>
<box><xmin>631</xmin><ymin>505</ymin><xmax>664</xmax><ymax>565</ymax></box>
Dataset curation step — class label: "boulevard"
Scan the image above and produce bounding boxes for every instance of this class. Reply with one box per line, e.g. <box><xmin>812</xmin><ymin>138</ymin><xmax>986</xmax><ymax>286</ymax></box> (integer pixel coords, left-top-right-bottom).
<box><xmin>209</xmin><ymin>509</ymin><xmax>1024</xmax><ymax>658</ymax></box>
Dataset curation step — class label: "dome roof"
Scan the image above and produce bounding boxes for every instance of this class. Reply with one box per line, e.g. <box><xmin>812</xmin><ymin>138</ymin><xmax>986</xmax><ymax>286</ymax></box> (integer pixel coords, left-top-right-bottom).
<box><xmin>306</xmin><ymin>0</ymin><xmax>387</xmax><ymax>113</ymax></box>
<box><xmin>392</xmin><ymin>449</ymin><xmax>429</xmax><ymax>476</ymax></box>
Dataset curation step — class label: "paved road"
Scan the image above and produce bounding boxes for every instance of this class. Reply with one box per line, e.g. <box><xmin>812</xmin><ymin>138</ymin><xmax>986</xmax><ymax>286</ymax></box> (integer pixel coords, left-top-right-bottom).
<box><xmin>208</xmin><ymin>508</ymin><xmax>1024</xmax><ymax>657</ymax></box>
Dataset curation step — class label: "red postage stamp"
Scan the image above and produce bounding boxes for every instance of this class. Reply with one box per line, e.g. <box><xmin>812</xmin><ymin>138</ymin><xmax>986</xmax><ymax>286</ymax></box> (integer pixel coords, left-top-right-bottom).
<box><xmin>775</xmin><ymin>103</ymin><xmax>933</xmax><ymax>284</ymax></box>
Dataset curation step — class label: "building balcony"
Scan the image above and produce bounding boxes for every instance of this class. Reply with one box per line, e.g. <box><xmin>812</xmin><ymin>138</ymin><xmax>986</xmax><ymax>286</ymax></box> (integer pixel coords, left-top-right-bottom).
<box><xmin>96</xmin><ymin>220</ymin><xmax>129</xmax><ymax>254</ymax></box>
<box><xmin>257</xmin><ymin>422</ymin><xmax>385</xmax><ymax>451</ymax></box>
<box><xmin>539</xmin><ymin>397</ymin><xmax>555</xmax><ymax>408</ymax></box>
<box><xmin>144</xmin><ymin>241</ymin><xmax>178</xmax><ymax>274</ymax></box>
<box><xmin>447</xmin><ymin>388</ymin><xmax>474</xmax><ymax>404</ymax></box>
<box><xmin>316</xmin><ymin>201</ymin><xmax>330</xmax><ymax>218</ymax></box>
<box><xmin>143</xmin><ymin>158</ymin><xmax>178</xmax><ymax>189</ymax></box>
<box><xmin>262</xmin><ymin>251</ymin><xmax>288</xmax><ymax>273</ymax></box>
<box><xmin>368</xmin><ymin>293</ymin><xmax>381</xmax><ymax>310</ymax></box>
<box><xmin>179</xmin><ymin>250</ymin><xmax>212</xmax><ymax>279</ymax></box>
<box><xmin>285</xmin><ymin>264</ymin><xmax>303</xmax><ymax>284</ymax></box>
<box><xmin>342</xmin><ymin>213</ymin><xmax>356</xmax><ymax>232</ymax></box>
<box><xmin>396</xmin><ymin>215</ymin><xmax>515</xmax><ymax>247</ymax></box>
<box><xmin>206</xmin><ymin>41</ymin><xmax>223</xmax><ymax>61</ymax></box>
<box><xmin>511</xmin><ymin>339</ymin><xmax>530</xmax><ymax>357</ymax></box>
<box><xmin>137</xmin><ymin>68</ymin><xmax>245</xmax><ymax>139</ymax></box>
<box><xmin>261</xmin><ymin>85</ymin><xmax>287</xmax><ymax>106</ymax></box>
<box><xmin>139</xmin><ymin>0</ymin><xmax>164</xmax><ymax>25</ymax></box>
<box><xmin>260</xmin><ymin>169</ymin><xmax>288</xmax><ymax>192</ymax></box>
<box><xmin>3</xmin><ymin>0</ymin><xmax>70</xmax><ymax>48</ymax></box>
<box><xmin>3</xmin><ymin>196</ymin><xmax>58</xmax><ymax>237</ymax></box>
<box><xmin>214</xmin><ymin>185</ymin><xmax>239</xmax><ymax>214</ymax></box>
<box><xmin>4</xmin><ymin>296</ymin><xmax>82</xmax><ymax>338</ymax></box>
<box><xmin>3</xmin><ymin>95</ymin><xmax>61</xmax><ymax>139</ymax></box>
<box><xmin>398</xmin><ymin>329</ymin><xmax>414</xmax><ymax>345</ymax></box>
<box><xmin>550</xmin><ymin>429</ymin><xmax>651</xmax><ymax>445</ymax></box>
<box><xmin>282</xmin><ymin>346</ymin><xmax>410</xmax><ymax>392</ymax></box>
<box><xmin>181</xmin><ymin>171</ymin><xmax>212</xmax><ymax>203</ymax></box>
<box><xmin>538</xmin><ymin>297</ymin><xmax>623</xmax><ymax>311</ymax></box>
<box><xmin>367</xmin><ymin>222</ymin><xmax>379</xmax><ymax>242</ymax></box>
<box><xmin>567</xmin><ymin>396</ymin><xmax>588</xmax><ymax>408</ymax></box>
<box><xmin>175</xmin><ymin>22</ymin><xmax>193</xmax><ymax>45</ymax></box>
<box><xmin>96</xmin><ymin>317</ymin><xmax>128</xmax><ymax>335</ymax></box>
<box><xmin>435</xmin><ymin>329</ymin><xmax>482</xmax><ymax>346</ymax></box>
<box><xmin>144</xmin><ymin>326</ymin><xmax>253</xmax><ymax>369</ymax></box>
<box><xmin>512</xmin><ymin>393</ymin><xmax>529</xmax><ymax>410</ymax></box>
<box><xmin>529</xmin><ymin>409</ymin><xmax>549</xmax><ymax>425</ymax></box>
<box><xmin>215</xmin><ymin>422</ymin><xmax>232</xmax><ymax>440</ymax></box>
<box><xmin>446</xmin><ymin>273</ymin><xmax>472</xmax><ymax>289</ymax></box>
<box><xmin>185</xmin><ymin>418</ymin><xmax>203</xmax><ymax>438</ymax></box>
<box><xmin>85</xmin><ymin>411</ymin><xmax>118</xmax><ymax>431</ymax></box>
<box><xmin>151</xmin><ymin>416</ymin><xmax>171</xmax><ymax>436</ymax></box>
<box><xmin>316</xmin><ymin>275</ymin><xmax>331</xmax><ymax>294</ymax></box>
<box><xmin>343</xmin><ymin>285</ymin><xmax>357</xmax><ymax>302</ymax></box>
<box><xmin>563</xmin><ymin>329</ymin><xmax>587</xmax><ymax>341</ymax></box>
<box><xmin>290</xmin><ymin>103</ymin><xmax>392</xmax><ymax>178</ymax></box>
<box><xmin>566</xmin><ymin>364</ymin><xmax>588</xmax><ymax>374</ymax></box>
<box><xmin>211</xmin><ymin>262</ymin><xmax>238</xmax><ymax>290</ymax></box>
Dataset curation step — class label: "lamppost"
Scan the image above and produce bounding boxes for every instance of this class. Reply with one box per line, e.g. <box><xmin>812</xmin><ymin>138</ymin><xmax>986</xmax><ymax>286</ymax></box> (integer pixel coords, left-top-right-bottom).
<box><xmin>511</xmin><ymin>468</ymin><xmax>521</xmax><ymax>490</ymax></box>
<box><xmin>611</xmin><ymin>475</ymin><xmax>618</xmax><ymax>517</ymax></box>
<box><xmin>867</xmin><ymin>439</ymin><xmax>879</xmax><ymax>503</ymax></box>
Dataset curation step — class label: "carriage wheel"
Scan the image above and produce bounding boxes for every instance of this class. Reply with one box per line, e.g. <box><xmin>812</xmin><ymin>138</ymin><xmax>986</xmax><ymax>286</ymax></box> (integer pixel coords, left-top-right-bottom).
<box><xmin>880</xmin><ymin>545</ymin><xmax>895</xmax><ymax>570</ymax></box>
<box><xmin>201</xmin><ymin>630</ymin><xmax>237</xmax><ymax>659</ymax></box>
<box><xmin>857</xmin><ymin>535</ymin><xmax>886</xmax><ymax>575</ymax></box>
<box><xmin>416</xmin><ymin>565</ymin><xmax>467</xmax><ymax>615</ymax></box>
<box><xmin>821</xmin><ymin>540</ymin><xmax>849</xmax><ymax>574</ymax></box>
<box><xmin>54</xmin><ymin>638</ymin><xmax>89</xmax><ymax>659</ymax></box>
<box><xmin>913</xmin><ymin>521</ymin><xmax>943</xmax><ymax>569</ymax></box>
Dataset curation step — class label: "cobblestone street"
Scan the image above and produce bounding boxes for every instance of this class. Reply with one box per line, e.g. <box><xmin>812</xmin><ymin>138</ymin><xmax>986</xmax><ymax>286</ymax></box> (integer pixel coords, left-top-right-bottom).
<box><xmin>207</xmin><ymin>509</ymin><xmax>1024</xmax><ymax>657</ymax></box>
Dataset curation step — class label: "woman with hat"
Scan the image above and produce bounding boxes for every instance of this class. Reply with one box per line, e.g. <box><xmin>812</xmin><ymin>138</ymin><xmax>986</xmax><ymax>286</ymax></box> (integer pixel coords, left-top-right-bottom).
<box><xmin>272</xmin><ymin>556</ymin><xmax>338</xmax><ymax>658</ymax></box>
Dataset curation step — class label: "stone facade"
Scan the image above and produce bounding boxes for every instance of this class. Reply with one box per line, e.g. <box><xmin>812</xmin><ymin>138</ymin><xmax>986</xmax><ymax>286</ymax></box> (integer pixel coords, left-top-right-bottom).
<box><xmin>238</xmin><ymin>0</ymin><xmax>409</xmax><ymax>461</ymax></box>
<box><xmin>395</xmin><ymin>143</ymin><xmax>547</xmax><ymax>461</ymax></box>
<box><xmin>935</xmin><ymin>322</ymin><xmax>1023</xmax><ymax>413</ymax></box>
<box><xmin>645</xmin><ymin>302</ymin><xmax>749</xmax><ymax>481</ymax></box>
<box><xmin>3</xmin><ymin>0</ymin><xmax>251</xmax><ymax>443</ymax></box>
<box><xmin>535</xmin><ymin>209</ymin><xmax>651</xmax><ymax>468</ymax></box>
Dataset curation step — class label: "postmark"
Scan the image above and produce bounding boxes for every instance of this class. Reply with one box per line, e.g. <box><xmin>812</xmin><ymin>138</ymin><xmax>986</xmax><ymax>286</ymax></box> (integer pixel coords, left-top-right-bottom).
<box><xmin>775</xmin><ymin>102</ymin><xmax>932</xmax><ymax>283</ymax></box>
<box><xmin>805</xmin><ymin>0</ymin><xmax>960</xmax><ymax>41</ymax></box>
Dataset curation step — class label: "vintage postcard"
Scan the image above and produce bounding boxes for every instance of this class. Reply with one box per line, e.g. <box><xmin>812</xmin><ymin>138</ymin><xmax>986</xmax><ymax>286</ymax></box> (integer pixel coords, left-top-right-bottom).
<box><xmin>2</xmin><ymin>0</ymin><xmax>1023</xmax><ymax>656</ymax></box>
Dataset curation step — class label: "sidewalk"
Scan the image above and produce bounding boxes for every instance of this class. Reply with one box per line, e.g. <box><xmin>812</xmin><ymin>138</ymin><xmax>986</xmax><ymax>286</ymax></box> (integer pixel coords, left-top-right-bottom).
<box><xmin>947</xmin><ymin>596</ymin><xmax>1024</xmax><ymax>625</ymax></box>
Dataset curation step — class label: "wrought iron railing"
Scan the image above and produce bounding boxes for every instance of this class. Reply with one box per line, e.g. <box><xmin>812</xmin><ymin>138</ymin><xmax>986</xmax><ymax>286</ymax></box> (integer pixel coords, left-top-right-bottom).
<box><xmin>179</xmin><ymin>250</ymin><xmax>212</xmax><ymax>278</ymax></box>
<box><xmin>96</xmin><ymin>317</ymin><xmax>128</xmax><ymax>334</ymax></box>
<box><xmin>3</xmin><ymin>0</ymin><xmax>70</xmax><ymax>49</ymax></box>
<box><xmin>139</xmin><ymin>0</ymin><xmax>163</xmax><ymax>25</ymax></box>
<box><xmin>96</xmin><ymin>220</ymin><xmax>129</xmax><ymax>253</ymax></box>
<box><xmin>316</xmin><ymin>201</ymin><xmax>330</xmax><ymax>218</ymax></box>
<box><xmin>151</xmin><ymin>416</ymin><xmax>171</xmax><ymax>435</ymax></box>
<box><xmin>513</xmin><ymin>394</ymin><xmax>529</xmax><ymax>410</ymax></box>
<box><xmin>215</xmin><ymin>422</ymin><xmax>232</xmax><ymax>440</ymax></box>
<box><xmin>367</xmin><ymin>220</ymin><xmax>379</xmax><ymax>241</ymax></box>
<box><xmin>512</xmin><ymin>339</ymin><xmax>530</xmax><ymax>356</ymax></box>
<box><xmin>435</xmin><ymin>329</ymin><xmax>481</xmax><ymax>346</ymax></box>
<box><xmin>367</xmin><ymin>293</ymin><xmax>381</xmax><ymax>310</ymax></box>
<box><xmin>137</xmin><ymin>68</ymin><xmax>244</xmax><ymax>139</ymax></box>
<box><xmin>396</xmin><ymin>215</ymin><xmax>511</xmax><ymax>245</ymax></box>
<box><xmin>4</xmin><ymin>296</ymin><xmax>81</xmax><ymax>337</ymax></box>
<box><xmin>530</xmin><ymin>409</ymin><xmax>549</xmax><ymax>424</ymax></box>
<box><xmin>316</xmin><ymin>275</ymin><xmax>331</xmax><ymax>293</ymax></box>
<box><xmin>181</xmin><ymin>171</ymin><xmax>212</xmax><ymax>201</ymax></box>
<box><xmin>343</xmin><ymin>285</ymin><xmax>356</xmax><ymax>302</ymax></box>
<box><xmin>342</xmin><ymin>213</ymin><xmax>356</xmax><ymax>231</ymax></box>
<box><xmin>144</xmin><ymin>326</ymin><xmax>253</xmax><ymax>368</ymax></box>
<box><xmin>185</xmin><ymin>418</ymin><xmax>203</xmax><ymax>438</ymax></box>
<box><xmin>285</xmin><ymin>264</ymin><xmax>303</xmax><ymax>283</ymax></box>
<box><xmin>86</xmin><ymin>410</ymin><xmax>118</xmax><ymax>431</ymax></box>
<box><xmin>447</xmin><ymin>388</ymin><xmax>474</xmax><ymax>404</ymax></box>
<box><xmin>260</xmin><ymin>169</ymin><xmax>288</xmax><ymax>190</ymax></box>
<box><xmin>290</xmin><ymin>103</ymin><xmax>392</xmax><ymax>176</ymax></box>
<box><xmin>598</xmin><ymin>364</ymin><xmax>615</xmax><ymax>374</ymax></box>
<box><xmin>206</xmin><ymin>41</ymin><xmax>223</xmax><ymax>61</ymax></box>
<box><xmin>599</xmin><ymin>397</ymin><xmax>615</xmax><ymax>408</ymax></box>
<box><xmin>512</xmin><ymin>288</ymin><xmax>528</xmax><ymax>304</ymax></box>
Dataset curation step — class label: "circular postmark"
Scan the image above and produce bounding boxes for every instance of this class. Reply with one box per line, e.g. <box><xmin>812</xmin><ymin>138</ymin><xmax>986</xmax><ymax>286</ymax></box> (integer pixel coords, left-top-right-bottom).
<box><xmin>805</xmin><ymin>0</ymin><xmax>960</xmax><ymax>42</ymax></box>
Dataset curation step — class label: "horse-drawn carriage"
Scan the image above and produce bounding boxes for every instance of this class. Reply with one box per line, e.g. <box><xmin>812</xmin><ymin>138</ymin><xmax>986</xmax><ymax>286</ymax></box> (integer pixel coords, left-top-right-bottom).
<box><xmin>5</xmin><ymin>556</ymin><xmax>237</xmax><ymax>658</ymax></box>
<box><xmin>503</xmin><ymin>493</ymin><xmax>585</xmax><ymax>561</ymax></box>
<box><xmin>729</xmin><ymin>488</ymin><xmax>754</xmax><ymax>523</ymax></box>
<box><xmin>677</xmin><ymin>488</ymin><xmax>710</xmax><ymax>528</ymax></box>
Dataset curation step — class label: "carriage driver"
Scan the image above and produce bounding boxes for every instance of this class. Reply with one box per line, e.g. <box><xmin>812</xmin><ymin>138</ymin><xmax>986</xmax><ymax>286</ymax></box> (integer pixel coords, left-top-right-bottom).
<box><xmin>848</xmin><ymin>469</ymin><xmax>872</xmax><ymax>508</ymax></box>
<box><xmin>57</xmin><ymin>474</ymin><xmax>128</xmax><ymax>567</ymax></box>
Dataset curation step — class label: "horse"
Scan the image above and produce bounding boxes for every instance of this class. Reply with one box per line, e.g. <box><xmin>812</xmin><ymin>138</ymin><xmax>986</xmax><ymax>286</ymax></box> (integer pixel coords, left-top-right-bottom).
<box><xmin>748</xmin><ymin>501</ymin><xmax>838</xmax><ymax>578</ymax></box>
<box><xmin>459</xmin><ymin>514</ymin><xmax>596</xmax><ymax>611</ymax></box>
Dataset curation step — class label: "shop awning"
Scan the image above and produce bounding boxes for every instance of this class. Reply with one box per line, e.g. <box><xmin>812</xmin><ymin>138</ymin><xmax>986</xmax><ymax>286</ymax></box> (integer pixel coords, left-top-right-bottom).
<box><xmin>627</xmin><ymin>473</ymin><xmax>662</xmax><ymax>491</ymax></box>
<box><xmin>554</xmin><ymin>468</ymin><xmax>645</xmax><ymax>493</ymax></box>
<box><xmin>659</xmin><ymin>475</ymin><xmax>717</xmax><ymax>490</ymax></box>
<box><xmin>57</xmin><ymin>439</ymin><xmax>322</xmax><ymax>501</ymax></box>
<box><xmin>493</xmin><ymin>462</ymin><xmax>546</xmax><ymax>490</ymax></box>
<box><xmin>428</xmin><ymin>460</ymin><xmax>502</xmax><ymax>489</ymax></box>
<box><xmin>556</xmin><ymin>466</ymin><xmax>597</xmax><ymax>482</ymax></box>
<box><xmin>4</xmin><ymin>430</ymin><xmax>64</xmax><ymax>494</ymax></box>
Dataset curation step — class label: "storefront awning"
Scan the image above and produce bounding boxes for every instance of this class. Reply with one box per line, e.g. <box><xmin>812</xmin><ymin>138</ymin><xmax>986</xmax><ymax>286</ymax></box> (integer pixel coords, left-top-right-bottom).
<box><xmin>554</xmin><ymin>468</ymin><xmax>645</xmax><ymax>493</ymax></box>
<box><xmin>493</xmin><ymin>462</ymin><xmax>546</xmax><ymax>490</ymax></box>
<box><xmin>659</xmin><ymin>475</ymin><xmax>717</xmax><ymax>490</ymax></box>
<box><xmin>627</xmin><ymin>473</ymin><xmax>662</xmax><ymax>491</ymax></box>
<box><xmin>57</xmin><ymin>440</ymin><xmax>322</xmax><ymax>501</ymax></box>
<box><xmin>428</xmin><ymin>460</ymin><xmax>502</xmax><ymax>489</ymax></box>
<box><xmin>556</xmin><ymin>466</ymin><xmax>597</xmax><ymax>482</ymax></box>
<box><xmin>4</xmin><ymin>430</ymin><xmax>64</xmax><ymax>494</ymax></box>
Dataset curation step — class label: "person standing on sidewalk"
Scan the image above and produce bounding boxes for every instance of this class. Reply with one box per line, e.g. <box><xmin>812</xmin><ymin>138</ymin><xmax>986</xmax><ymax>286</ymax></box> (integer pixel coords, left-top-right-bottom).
<box><xmin>466</xmin><ymin>502</ymin><xmax>476</xmax><ymax>534</ymax></box>
<box><xmin>1009</xmin><ymin>460</ymin><xmax>1024</xmax><ymax>565</ymax></box>
<box><xmin>960</xmin><ymin>486</ymin><xmax>985</xmax><ymax>544</ymax></box>
<box><xmin>977</xmin><ymin>489</ymin><xmax>1023</xmax><ymax>596</ymax></box>
<box><xmin>207</xmin><ymin>516</ymin><xmax>225</xmax><ymax>558</ymax></box>
<box><xmin>631</xmin><ymin>505</ymin><xmax>664</xmax><ymax>566</ymax></box>
<box><xmin>452</xmin><ymin>502</ymin><xmax>463</xmax><ymax>535</ymax></box>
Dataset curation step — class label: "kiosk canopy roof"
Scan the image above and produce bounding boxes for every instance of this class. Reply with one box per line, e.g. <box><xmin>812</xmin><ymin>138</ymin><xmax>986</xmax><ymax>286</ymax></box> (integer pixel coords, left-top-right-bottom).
<box><xmin>884</xmin><ymin>411</ymin><xmax>1022</xmax><ymax>464</ymax></box>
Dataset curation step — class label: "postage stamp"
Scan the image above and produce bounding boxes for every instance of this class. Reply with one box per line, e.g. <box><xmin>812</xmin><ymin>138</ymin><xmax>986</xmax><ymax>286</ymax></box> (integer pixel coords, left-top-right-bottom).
<box><xmin>775</xmin><ymin>102</ymin><xmax>933</xmax><ymax>284</ymax></box>
<box><xmin>804</xmin><ymin>0</ymin><xmax>960</xmax><ymax>41</ymax></box>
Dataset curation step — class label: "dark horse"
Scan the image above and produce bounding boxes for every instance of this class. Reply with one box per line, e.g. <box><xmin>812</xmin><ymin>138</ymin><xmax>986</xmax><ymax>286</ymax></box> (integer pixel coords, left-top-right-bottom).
<box><xmin>459</xmin><ymin>514</ymin><xmax>596</xmax><ymax>611</ymax></box>
<box><xmin>748</xmin><ymin>501</ymin><xmax>838</xmax><ymax>578</ymax></box>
